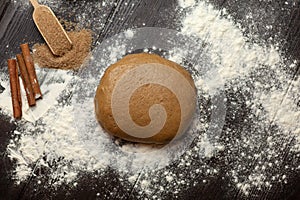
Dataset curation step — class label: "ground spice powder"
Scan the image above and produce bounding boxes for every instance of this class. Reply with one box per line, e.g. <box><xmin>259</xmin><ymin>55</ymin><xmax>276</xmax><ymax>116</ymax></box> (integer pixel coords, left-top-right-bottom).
<box><xmin>34</xmin><ymin>6</ymin><xmax>72</xmax><ymax>56</ymax></box>
<box><xmin>33</xmin><ymin>29</ymin><xmax>92</xmax><ymax>70</ymax></box>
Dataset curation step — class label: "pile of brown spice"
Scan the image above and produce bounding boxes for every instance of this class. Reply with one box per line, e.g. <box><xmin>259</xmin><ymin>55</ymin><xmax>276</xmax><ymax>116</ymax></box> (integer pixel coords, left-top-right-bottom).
<box><xmin>33</xmin><ymin>29</ymin><xmax>92</xmax><ymax>70</ymax></box>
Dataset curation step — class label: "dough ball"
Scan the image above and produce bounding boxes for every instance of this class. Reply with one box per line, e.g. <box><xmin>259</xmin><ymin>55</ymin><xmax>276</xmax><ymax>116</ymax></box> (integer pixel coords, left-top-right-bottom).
<box><xmin>94</xmin><ymin>53</ymin><xmax>196</xmax><ymax>144</ymax></box>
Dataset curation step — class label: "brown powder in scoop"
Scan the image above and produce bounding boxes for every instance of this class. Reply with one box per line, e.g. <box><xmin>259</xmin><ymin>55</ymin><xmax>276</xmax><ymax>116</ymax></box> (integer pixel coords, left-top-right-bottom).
<box><xmin>33</xmin><ymin>29</ymin><xmax>92</xmax><ymax>70</ymax></box>
<box><xmin>34</xmin><ymin>6</ymin><xmax>72</xmax><ymax>56</ymax></box>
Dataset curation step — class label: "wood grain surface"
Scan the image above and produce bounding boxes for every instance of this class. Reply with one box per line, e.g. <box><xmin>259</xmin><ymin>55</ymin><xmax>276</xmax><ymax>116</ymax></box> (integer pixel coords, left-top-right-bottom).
<box><xmin>0</xmin><ymin>0</ymin><xmax>299</xmax><ymax>199</ymax></box>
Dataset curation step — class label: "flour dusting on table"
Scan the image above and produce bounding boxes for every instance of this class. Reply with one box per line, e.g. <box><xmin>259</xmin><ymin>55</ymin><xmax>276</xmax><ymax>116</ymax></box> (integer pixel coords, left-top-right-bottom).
<box><xmin>0</xmin><ymin>0</ymin><xmax>299</xmax><ymax>198</ymax></box>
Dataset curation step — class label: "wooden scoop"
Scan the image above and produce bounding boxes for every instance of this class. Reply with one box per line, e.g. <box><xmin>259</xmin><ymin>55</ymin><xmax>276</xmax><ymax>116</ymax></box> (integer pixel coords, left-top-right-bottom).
<box><xmin>30</xmin><ymin>0</ymin><xmax>72</xmax><ymax>56</ymax></box>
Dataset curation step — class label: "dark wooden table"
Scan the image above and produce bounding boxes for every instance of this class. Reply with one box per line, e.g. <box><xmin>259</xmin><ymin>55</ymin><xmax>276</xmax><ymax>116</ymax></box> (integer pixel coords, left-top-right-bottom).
<box><xmin>0</xmin><ymin>0</ymin><xmax>299</xmax><ymax>199</ymax></box>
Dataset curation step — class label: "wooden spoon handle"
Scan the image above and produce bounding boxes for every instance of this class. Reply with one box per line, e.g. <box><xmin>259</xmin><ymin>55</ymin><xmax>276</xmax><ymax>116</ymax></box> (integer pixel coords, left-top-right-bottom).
<box><xmin>29</xmin><ymin>0</ymin><xmax>40</xmax><ymax>9</ymax></box>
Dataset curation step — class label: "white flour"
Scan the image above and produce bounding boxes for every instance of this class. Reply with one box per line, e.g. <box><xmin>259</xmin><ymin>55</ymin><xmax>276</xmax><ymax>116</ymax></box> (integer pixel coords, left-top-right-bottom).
<box><xmin>1</xmin><ymin>68</ymin><xmax>72</xmax><ymax>123</ymax></box>
<box><xmin>258</xmin><ymin>74</ymin><xmax>300</xmax><ymax>146</ymax></box>
<box><xmin>1</xmin><ymin>0</ymin><xmax>299</xmax><ymax>198</ymax></box>
<box><xmin>171</xmin><ymin>1</ymin><xmax>281</xmax><ymax>94</ymax></box>
<box><xmin>178</xmin><ymin>0</ymin><xmax>196</xmax><ymax>8</ymax></box>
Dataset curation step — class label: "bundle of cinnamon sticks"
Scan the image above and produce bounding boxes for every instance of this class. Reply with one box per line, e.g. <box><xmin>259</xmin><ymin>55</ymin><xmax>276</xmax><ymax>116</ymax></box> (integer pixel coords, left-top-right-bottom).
<box><xmin>7</xmin><ymin>43</ymin><xmax>42</xmax><ymax>119</ymax></box>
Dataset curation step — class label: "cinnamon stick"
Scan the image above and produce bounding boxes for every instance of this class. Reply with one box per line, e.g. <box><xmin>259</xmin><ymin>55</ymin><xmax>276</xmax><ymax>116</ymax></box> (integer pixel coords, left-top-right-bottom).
<box><xmin>15</xmin><ymin>61</ymin><xmax>22</xmax><ymax>108</ymax></box>
<box><xmin>7</xmin><ymin>59</ymin><xmax>22</xmax><ymax>119</ymax></box>
<box><xmin>16</xmin><ymin>54</ymin><xmax>36</xmax><ymax>107</ymax></box>
<box><xmin>20</xmin><ymin>43</ymin><xmax>42</xmax><ymax>99</ymax></box>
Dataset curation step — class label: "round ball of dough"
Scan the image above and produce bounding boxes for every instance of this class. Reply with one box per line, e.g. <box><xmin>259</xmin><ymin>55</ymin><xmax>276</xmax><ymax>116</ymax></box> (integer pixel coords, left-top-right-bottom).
<box><xmin>94</xmin><ymin>53</ymin><xmax>196</xmax><ymax>144</ymax></box>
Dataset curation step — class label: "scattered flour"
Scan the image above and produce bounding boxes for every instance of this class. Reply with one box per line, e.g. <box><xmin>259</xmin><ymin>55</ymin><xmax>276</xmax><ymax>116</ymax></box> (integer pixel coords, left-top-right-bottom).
<box><xmin>260</xmin><ymin>85</ymin><xmax>300</xmax><ymax>134</ymax></box>
<box><xmin>172</xmin><ymin>1</ymin><xmax>281</xmax><ymax>94</ymax></box>
<box><xmin>0</xmin><ymin>0</ymin><xmax>299</xmax><ymax>198</ymax></box>
<box><xmin>259</xmin><ymin>75</ymin><xmax>300</xmax><ymax>145</ymax></box>
<box><xmin>178</xmin><ymin>0</ymin><xmax>196</xmax><ymax>8</ymax></box>
<box><xmin>1</xmin><ymin>68</ymin><xmax>72</xmax><ymax>123</ymax></box>
<box><xmin>124</xmin><ymin>29</ymin><xmax>135</xmax><ymax>39</ymax></box>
